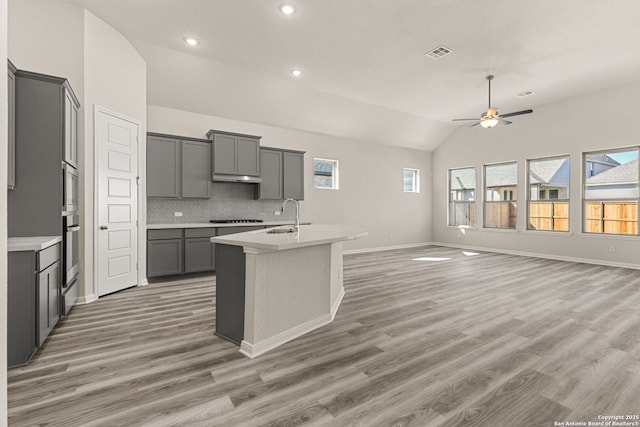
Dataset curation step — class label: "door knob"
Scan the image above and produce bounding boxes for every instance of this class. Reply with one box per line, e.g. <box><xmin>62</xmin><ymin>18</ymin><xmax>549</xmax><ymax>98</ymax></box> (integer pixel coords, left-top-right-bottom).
<box><xmin>100</xmin><ymin>226</ymin><xmax>108</xmax><ymax>230</ymax></box>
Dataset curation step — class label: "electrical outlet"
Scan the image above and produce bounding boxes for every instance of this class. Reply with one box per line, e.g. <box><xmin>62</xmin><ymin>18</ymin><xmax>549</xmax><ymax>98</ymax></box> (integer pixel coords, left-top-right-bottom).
<box><xmin>608</xmin><ymin>245</ymin><xmax>615</xmax><ymax>253</ymax></box>
<box><xmin>174</xmin><ymin>212</ymin><xmax>183</xmax><ymax>217</ymax></box>
<box><xmin>274</xmin><ymin>210</ymin><xmax>281</xmax><ymax>216</ymax></box>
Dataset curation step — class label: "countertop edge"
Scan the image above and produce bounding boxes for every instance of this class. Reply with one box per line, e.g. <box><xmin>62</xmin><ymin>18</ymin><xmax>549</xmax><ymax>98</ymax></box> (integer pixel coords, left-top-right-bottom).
<box><xmin>147</xmin><ymin>221</ymin><xmax>311</xmax><ymax>229</ymax></box>
<box><xmin>8</xmin><ymin>236</ymin><xmax>62</xmax><ymax>252</ymax></box>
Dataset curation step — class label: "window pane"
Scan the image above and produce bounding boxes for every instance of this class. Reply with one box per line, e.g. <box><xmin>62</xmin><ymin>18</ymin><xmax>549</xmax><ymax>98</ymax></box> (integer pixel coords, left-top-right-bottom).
<box><xmin>449</xmin><ymin>167</ymin><xmax>476</xmax><ymax>226</ymax></box>
<box><xmin>583</xmin><ymin>148</ymin><xmax>639</xmax><ymax>235</ymax></box>
<box><xmin>484</xmin><ymin>162</ymin><xmax>517</xmax><ymax>229</ymax></box>
<box><xmin>314</xmin><ymin>158</ymin><xmax>339</xmax><ymax>190</ymax></box>
<box><xmin>527</xmin><ymin>156</ymin><xmax>570</xmax><ymax>232</ymax></box>
<box><xmin>403</xmin><ymin>168</ymin><xmax>419</xmax><ymax>193</ymax></box>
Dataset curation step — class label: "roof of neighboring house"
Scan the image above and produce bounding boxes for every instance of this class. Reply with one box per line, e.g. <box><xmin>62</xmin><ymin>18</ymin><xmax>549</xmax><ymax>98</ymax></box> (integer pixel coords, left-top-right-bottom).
<box><xmin>450</xmin><ymin>168</ymin><xmax>476</xmax><ymax>190</ymax></box>
<box><xmin>586</xmin><ymin>159</ymin><xmax>639</xmax><ymax>185</ymax></box>
<box><xmin>586</xmin><ymin>153</ymin><xmax>620</xmax><ymax>167</ymax></box>
<box><xmin>485</xmin><ymin>163</ymin><xmax>517</xmax><ymax>187</ymax></box>
<box><xmin>314</xmin><ymin>160</ymin><xmax>334</xmax><ymax>175</ymax></box>
<box><xmin>529</xmin><ymin>158</ymin><xmax>570</xmax><ymax>186</ymax></box>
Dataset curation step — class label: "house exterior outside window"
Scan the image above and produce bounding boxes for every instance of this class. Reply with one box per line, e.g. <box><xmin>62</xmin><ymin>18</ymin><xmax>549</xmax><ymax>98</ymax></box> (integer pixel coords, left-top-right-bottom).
<box><xmin>583</xmin><ymin>148</ymin><xmax>639</xmax><ymax>235</ymax></box>
<box><xmin>527</xmin><ymin>155</ymin><xmax>570</xmax><ymax>232</ymax></box>
<box><xmin>449</xmin><ymin>167</ymin><xmax>476</xmax><ymax>227</ymax></box>
<box><xmin>403</xmin><ymin>168</ymin><xmax>420</xmax><ymax>193</ymax></box>
<box><xmin>484</xmin><ymin>162</ymin><xmax>517</xmax><ymax>229</ymax></box>
<box><xmin>314</xmin><ymin>158</ymin><xmax>339</xmax><ymax>190</ymax></box>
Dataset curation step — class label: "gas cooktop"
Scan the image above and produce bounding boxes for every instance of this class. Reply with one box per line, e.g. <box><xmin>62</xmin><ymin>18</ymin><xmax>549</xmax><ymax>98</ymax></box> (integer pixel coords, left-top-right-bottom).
<box><xmin>209</xmin><ymin>219</ymin><xmax>264</xmax><ymax>224</ymax></box>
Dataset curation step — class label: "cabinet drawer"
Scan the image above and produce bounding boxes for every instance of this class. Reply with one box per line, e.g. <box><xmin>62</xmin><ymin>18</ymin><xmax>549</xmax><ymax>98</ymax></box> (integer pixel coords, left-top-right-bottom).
<box><xmin>38</xmin><ymin>243</ymin><xmax>60</xmax><ymax>272</ymax></box>
<box><xmin>184</xmin><ymin>228</ymin><xmax>217</xmax><ymax>238</ymax></box>
<box><xmin>148</xmin><ymin>229</ymin><xmax>182</xmax><ymax>240</ymax></box>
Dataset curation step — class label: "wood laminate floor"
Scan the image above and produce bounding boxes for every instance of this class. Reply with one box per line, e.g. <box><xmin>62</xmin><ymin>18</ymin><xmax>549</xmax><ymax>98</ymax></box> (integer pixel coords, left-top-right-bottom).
<box><xmin>7</xmin><ymin>246</ymin><xmax>640</xmax><ymax>426</ymax></box>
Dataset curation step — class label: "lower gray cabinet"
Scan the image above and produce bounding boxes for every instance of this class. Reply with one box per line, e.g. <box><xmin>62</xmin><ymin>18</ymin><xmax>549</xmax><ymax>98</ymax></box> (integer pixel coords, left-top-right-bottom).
<box><xmin>8</xmin><ymin>242</ymin><xmax>60</xmax><ymax>368</ymax></box>
<box><xmin>147</xmin><ymin>228</ymin><xmax>216</xmax><ymax>278</ymax></box>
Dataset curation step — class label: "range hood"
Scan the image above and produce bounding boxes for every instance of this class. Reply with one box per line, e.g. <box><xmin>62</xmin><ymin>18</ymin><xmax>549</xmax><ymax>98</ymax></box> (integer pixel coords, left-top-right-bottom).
<box><xmin>213</xmin><ymin>174</ymin><xmax>262</xmax><ymax>184</ymax></box>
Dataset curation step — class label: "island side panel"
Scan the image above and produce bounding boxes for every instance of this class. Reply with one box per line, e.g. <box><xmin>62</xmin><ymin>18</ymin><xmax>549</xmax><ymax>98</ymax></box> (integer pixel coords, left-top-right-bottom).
<box><xmin>242</xmin><ymin>244</ymin><xmax>333</xmax><ymax>357</ymax></box>
<box><xmin>329</xmin><ymin>242</ymin><xmax>345</xmax><ymax>319</ymax></box>
<box><xmin>215</xmin><ymin>244</ymin><xmax>246</xmax><ymax>345</ymax></box>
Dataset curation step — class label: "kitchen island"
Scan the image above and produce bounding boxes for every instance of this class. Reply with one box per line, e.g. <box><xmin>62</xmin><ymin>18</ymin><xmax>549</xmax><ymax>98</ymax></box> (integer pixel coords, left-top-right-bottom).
<box><xmin>212</xmin><ymin>224</ymin><xmax>367</xmax><ymax>358</ymax></box>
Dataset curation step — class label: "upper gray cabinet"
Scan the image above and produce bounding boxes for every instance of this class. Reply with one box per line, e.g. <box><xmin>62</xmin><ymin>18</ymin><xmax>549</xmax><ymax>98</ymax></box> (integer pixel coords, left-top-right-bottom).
<box><xmin>256</xmin><ymin>147</ymin><xmax>305</xmax><ymax>200</ymax></box>
<box><xmin>146</xmin><ymin>133</ymin><xmax>211</xmax><ymax>199</ymax></box>
<box><xmin>63</xmin><ymin>88</ymin><xmax>79</xmax><ymax>168</ymax></box>
<box><xmin>7</xmin><ymin>60</ymin><xmax>16</xmax><ymax>190</ymax></box>
<box><xmin>207</xmin><ymin>130</ymin><xmax>261</xmax><ymax>181</ymax></box>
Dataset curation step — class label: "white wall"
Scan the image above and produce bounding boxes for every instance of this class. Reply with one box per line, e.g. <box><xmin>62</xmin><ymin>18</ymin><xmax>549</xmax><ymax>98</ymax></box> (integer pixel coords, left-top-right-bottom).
<box><xmin>147</xmin><ymin>105</ymin><xmax>432</xmax><ymax>252</ymax></box>
<box><xmin>1</xmin><ymin>0</ymin><xmax>9</xmax><ymax>421</ymax></box>
<box><xmin>82</xmin><ymin>10</ymin><xmax>147</xmax><ymax>299</ymax></box>
<box><xmin>432</xmin><ymin>79</ymin><xmax>640</xmax><ymax>268</ymax></box>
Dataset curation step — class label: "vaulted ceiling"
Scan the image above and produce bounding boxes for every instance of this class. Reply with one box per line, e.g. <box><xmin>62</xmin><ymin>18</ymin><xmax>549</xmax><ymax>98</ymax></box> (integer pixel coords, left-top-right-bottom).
<box><xmin>63</xmin><ymin>0</ymin><xmax>640</xmax><ymax>150</ymax></box>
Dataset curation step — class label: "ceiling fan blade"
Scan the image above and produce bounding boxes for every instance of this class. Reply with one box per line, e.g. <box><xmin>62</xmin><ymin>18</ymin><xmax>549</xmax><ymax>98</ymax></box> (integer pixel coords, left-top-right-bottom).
<box><xmin>499</xmin><ymin>109</ymin><xmax>533</xmax><ymax>119</ymax></box>
<box><xmin>452</xmin><ymin>118</ymin><xmax>480</xmax><ymax>122</ymax></box>
<box><xmin>470</xmin><ymin>122</ymin><xmax>481</xmax><ymax>127</ymax></box>
<box><xmin>498</xmin><ymin>118</ymin><xmax>513</xmax><ymax>125</ymax></box>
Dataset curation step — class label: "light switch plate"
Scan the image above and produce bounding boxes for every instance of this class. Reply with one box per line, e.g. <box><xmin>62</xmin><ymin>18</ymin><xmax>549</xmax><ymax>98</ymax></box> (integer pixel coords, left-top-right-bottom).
<box><xmin>174</xmin><ymin>212</ymin><xmax>183</xmax><ymax>217</ymax></box>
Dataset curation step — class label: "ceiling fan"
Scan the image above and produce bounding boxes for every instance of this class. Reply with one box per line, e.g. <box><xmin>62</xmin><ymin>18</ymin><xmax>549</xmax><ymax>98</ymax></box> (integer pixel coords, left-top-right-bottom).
<box><xmin>452</xmin><ymin>75</ymin><xmax>533</xmax><ymax>128</ymax></box>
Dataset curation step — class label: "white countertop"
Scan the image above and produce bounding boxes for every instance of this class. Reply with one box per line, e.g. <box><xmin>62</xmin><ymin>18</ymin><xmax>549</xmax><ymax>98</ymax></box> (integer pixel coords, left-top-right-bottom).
<box><xmin>147</xmin><ymin>221</ymin><xmax>310</xmax><ymax>229</ymax></box>
<box><xmin>211</xmin><ymin>224</ymin><xmax>368</xmax><ymax>251</ymax></box>
<box><xmin>8</xmin><ymin>236</ymin><xmax>62</xmax><ymax>252</ymax></box>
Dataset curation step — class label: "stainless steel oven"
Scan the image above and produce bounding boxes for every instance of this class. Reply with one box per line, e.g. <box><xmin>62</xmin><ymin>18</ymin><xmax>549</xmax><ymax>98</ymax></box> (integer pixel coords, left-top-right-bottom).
<box><xmin>62</xmin><ymin>214</ymin><xmax>79</xmax><ymax>314</ymax></box>
<box><xmin>62</xmin><ymin>163</ymin><xmax>78</xmax><ymax>214</ymax></box>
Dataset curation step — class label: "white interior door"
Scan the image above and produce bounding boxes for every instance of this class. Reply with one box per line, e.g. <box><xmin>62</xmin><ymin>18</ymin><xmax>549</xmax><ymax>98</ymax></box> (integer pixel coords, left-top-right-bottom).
<box><xmin>96</xmin><ymin>109</ymin><xmax>139</xmax><ymax>297</ymax></box>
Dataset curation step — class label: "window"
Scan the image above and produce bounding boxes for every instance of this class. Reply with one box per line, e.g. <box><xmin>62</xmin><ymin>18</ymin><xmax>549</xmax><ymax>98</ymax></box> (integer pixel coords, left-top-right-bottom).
<box><xmin>449</xmin><ymin>167</ymin><xmax>476</xmax><ymax>226</ymax></box>
<box><xmin>484</xmin><ymin>162</ymin><xmax>517</xmax><ymax>229</ymax></box>
<box><xmin>583</xmin><ymin>148</ymin><xmax>639</xmax><ymax>235</ymax></box>
<box><xmin>527</xmin><ymin>156</ymin><xmax>570</xmax><ymax>232</ymax></box>
<box><xmin>403</xmin><ymin>168</ymin><xmax>420</xmax><ymax>193</ymax></box>
<box><xmin>314</xmin><ymin>158</ymin><xmax>339</xmax><ymax>190</ymax></box>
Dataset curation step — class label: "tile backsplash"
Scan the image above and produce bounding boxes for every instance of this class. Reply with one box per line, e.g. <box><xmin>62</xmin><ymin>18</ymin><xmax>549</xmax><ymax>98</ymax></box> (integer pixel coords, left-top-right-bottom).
<box><xmin>147</xmin><ymin>182</ymin><xmax>290</xmax><ymax>224</ymax></box>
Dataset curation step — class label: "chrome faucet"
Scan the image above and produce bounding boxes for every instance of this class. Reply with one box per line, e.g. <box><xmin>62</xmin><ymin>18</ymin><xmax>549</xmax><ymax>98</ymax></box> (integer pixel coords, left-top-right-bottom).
<box><xmin>282</xmin><ymin>198</ymin><xmax>300</xmax><ymax>231</ymax></box>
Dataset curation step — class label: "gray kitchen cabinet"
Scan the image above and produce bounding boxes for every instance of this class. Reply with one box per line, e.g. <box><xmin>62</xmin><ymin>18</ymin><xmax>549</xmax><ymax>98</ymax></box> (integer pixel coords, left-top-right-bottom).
<box><xmin>147</xmin><ymin>229</ymin><xmax>183</xmax><ymax>277</ymax></box>
<box><xmin>63</xmin><ymin>88</ymin><xmax>79</xmax><ymax>168</ymax></box>
<box><xmin>256</xmin><ymin>147</ymin><xmax>305</xmax><ymax>200</ymax></box>
<box><xmin>182</xmin><ymin>140</ymin><xmax>211</xmax><ymax>198</ymax></box>
<box><xmin>184</xmin><ymin>229</ymin><xmax>217</xmax><ymax>274</ymax></box>
<box><xmin>8</xmin><ymin>242</ymin><xmax>61</xmax><ymax>367</ymax></box>
<box><xmin>7</xmin><ymin>60</ymin><xmax>16</xmax><ymax>190</ymax></box>
<box><xmin>147</xmin><ymin>135</ymin><xmax>181</xmax><ymax>198</ymax></box>
<box><xmin>207</xmin><ymin>130</ymin><xmax>261</xmax><ymax>179</ymax></box>
<box><xmin>147</xmin><ymin>133</ymin><xmax>211</xmax><ymax>199</ymax></box>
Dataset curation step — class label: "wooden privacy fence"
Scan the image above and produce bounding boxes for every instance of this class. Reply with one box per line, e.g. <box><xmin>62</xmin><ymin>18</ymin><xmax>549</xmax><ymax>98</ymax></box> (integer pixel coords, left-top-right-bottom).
<box><xmin>529</xmin><ymin>201</ymin><xmax>569</xmax><ymax>231</ymax></box>
<box><xmin>485</xmin><ymin>202</ymin><xmax>516</xmax><ymax>229</ymax></box>
<box><xmin>585</xmin><ymin>201</ymin><xmax>638</xmax><ymax>235</ymax></box>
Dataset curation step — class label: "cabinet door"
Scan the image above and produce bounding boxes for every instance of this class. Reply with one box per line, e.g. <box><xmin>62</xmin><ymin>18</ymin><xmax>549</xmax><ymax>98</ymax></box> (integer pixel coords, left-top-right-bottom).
<box><xmin>47</xmin><ymin>261</ymin><xmax>60</xmax><ymax>332</ymax></box>
<box><xmin>147</xmin><ymin>135</ymin><xmax>181</xmax><ymax>198</ymax></box>
<box><xmin>37</xmin><ymin>268</ymin><xmax>49</xmax><ymax>346</ymax></box>
<box><xmin>184</xmin><ymin>238</ymin><xmax>216</xmax><ymax>273</ymax></box>
<box><xmin>283</xmin><ymin>151</ymin><xmax>304</xmax><ymax>200</ymax></box>
<box><xmin>147</xmin><ymin>239</ymin><xmax>183</xmax><ymax>277</ymax></box>
<box><xmin>236</xmin><ymin>136</ymin><xmax>260</xmax><ymax>176</ymax></box>
<box><xmin>7</xmin><ymin>64</ymin><xmax>15</xmax><ymax>189</ymax></box>
<box><xmin>63</xmin><ymin>91</ymin><xmax>78</xmax><ymax>168</ymax></box>
<box><xmin>213</xmin><ymin>134</ymin><xmax>237</xmax><ymax>175</ymax></box>
<box><xmin>258</xmin><ymin>149</ymin><xmax>283</xmax><ymax>200</ymax></box>
<box><xmin>8</xmin><ymin>251</ymin><xmax>36</xmax><ymax>367</ymax></box>
<box><xmin>182</xmin><ymin>140</ymin><xmax>211</xmax><ymax>198</ymax></box>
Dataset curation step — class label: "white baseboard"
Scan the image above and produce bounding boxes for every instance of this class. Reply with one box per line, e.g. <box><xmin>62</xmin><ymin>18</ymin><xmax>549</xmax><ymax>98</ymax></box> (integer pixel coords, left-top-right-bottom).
<box><xmin>76</xmin><ymin>293</ymin><xmax>98</xmax><ymax>304</ymax></box>
<box><xmin>344</xmin><ymin>242</ymin><xmax>434</xmax><ymax>255</ymax></box>
<box><xmin>433</xmin><ymin>241</ymin><xmax>640</xmax><ymax>270</ymax></box>
<box><xmin>138</xmin><ymin>279</ymin><xmax>149</xmax><ymax>287</ymax></box>
<box><xmin>240</xmin><ymin>313</ymin><xmax>332</xmax><ymax>359</ymax></box>
<box><xmin>330</xmin><ymin>287</ymin><xmax>345</xmax><ymax>320</ymax></box>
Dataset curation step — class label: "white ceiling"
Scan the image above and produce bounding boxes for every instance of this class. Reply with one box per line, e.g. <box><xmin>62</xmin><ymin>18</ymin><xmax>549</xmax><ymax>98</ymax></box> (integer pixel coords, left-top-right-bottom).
<box><xmin>63</xmin><ymin>0</ymin><xmax>640</xmax><ymax>150</ymax></box>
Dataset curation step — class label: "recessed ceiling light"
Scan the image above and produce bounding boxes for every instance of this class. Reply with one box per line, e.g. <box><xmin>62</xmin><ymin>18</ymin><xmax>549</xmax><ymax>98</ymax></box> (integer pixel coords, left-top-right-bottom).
<box><xmin>184</xmin><ymin>37</ymin><xmax>199</xmax><ymax>46</ymax></box>
<box><xmin>291</xmin><ymin>69</ymin><xmax>303</xmax><ymax>77</ymax></box>
<box><xmin>279</xmin><ymin>4</ymin><xmax>296</xmax><ymax>15</ymax></box>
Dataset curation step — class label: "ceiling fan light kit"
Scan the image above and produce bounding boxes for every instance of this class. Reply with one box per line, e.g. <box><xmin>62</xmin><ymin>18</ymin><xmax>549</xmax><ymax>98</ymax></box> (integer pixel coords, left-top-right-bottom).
<box><xmin>452</xmin><ymin>75</ymin><xmax>533</xmax><ymax>129</ymax></box>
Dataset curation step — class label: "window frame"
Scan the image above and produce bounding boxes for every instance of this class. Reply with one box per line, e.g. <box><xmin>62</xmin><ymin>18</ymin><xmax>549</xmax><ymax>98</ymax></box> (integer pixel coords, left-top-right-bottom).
<box><xmin>313</xmin><ymin>157</ymin><xmax>340</xmax><ymax>190</ymax></box>
<box><xmin>403</xmin><ymin>168</ymin><xmax>420</xmax><ymax>193</ymax></box>
<box><xmin>582</xmin><ymin>147</ymin><xmax>639</xmax><ymax>236</ymax></box>
<box><xmin>448</xmin><ymin>166</ymin><xmax>476</xmax><ymax>227</ymax></box>
<box><xmin>526</xmin><ymin>154</ymin><xmax>570</xmax><ymax>233</ymax></box>
<box><xmin>483</xmin><ymin>161</ymin><xmax>518</xmax><ymax>230</ymax></box>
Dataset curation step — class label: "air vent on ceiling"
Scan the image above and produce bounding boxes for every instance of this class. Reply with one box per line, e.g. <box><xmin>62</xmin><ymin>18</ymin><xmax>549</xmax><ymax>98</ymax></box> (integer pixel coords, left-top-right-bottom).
<box><xmin>425</xmin><ymin>45</ymin><xmax>452</xmax><ymax>60</ymax></box>
<box><xmin>517</xmin><ymin>90</ymin><xmax>536</xmax><ymax>97</ymax></box>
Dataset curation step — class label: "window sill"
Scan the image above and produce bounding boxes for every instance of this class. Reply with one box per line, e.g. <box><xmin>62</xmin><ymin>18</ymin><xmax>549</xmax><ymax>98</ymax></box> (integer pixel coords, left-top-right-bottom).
<box><xmin>481</xmin><ymin>227</ymin><xmax>518</xmax><ymax>233</ymax></box>
<box><xmin>447</xmin><ymin>225</ymin><xmax>477</xmax><ymax>231</ymax></box>
<box><xmin>520</xmin><ymin>230</ymin><xmax>573</xmax><ymax>237</ymax></box>
<box><xmin>579</xmin><ymin>232</ymin><xmax>639</xmax><ymax>241</ymax></box>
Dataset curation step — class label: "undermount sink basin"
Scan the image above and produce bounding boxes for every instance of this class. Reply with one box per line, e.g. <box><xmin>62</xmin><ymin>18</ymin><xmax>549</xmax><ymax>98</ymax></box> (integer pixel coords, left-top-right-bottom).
<box><xmin>267</xmin><ymin>227</ymin><xmax>296</xmax><ymax>234</ymax></box>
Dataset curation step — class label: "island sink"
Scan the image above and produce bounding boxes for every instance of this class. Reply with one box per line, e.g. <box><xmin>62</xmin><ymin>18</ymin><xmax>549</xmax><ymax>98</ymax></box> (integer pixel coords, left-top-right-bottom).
<box><xmin>266</xmin><ymin>226</ymin><xmax>296</xmax><ymax>234</ymax></box>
